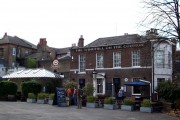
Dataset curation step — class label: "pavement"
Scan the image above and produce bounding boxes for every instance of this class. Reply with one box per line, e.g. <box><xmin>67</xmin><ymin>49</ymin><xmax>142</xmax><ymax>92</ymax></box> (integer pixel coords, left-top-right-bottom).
<box><xmin>0</xmin><ymin>102</ymin><xmax>178</xmax><ymax>120</ymax></box>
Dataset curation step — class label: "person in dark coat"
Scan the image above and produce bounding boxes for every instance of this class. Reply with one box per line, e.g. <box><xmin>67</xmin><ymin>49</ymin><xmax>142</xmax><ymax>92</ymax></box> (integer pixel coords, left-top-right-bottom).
<box><xmin>77</xmin><ymin>88</ymin><xmax>83</xmax><ymax>109</ymax></box>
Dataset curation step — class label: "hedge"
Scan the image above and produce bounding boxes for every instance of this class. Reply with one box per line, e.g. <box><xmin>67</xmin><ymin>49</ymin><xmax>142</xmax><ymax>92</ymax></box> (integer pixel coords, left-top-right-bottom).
<box><xmin>21</xmin><ymin>80</ymin><xmax>42</xmax><ymax>97</ymax></box>
<box><xmin>0</xmin><ymin>81</ymin><xmax>18</xmax><ymax>96</ymax></box>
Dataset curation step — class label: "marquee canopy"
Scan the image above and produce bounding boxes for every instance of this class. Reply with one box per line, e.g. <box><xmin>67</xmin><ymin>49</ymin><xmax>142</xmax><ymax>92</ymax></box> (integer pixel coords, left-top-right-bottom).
<box><xmin>2</xmin><ymin>68</ymin><xmax>64</xmax><ymax>79</ymax></box>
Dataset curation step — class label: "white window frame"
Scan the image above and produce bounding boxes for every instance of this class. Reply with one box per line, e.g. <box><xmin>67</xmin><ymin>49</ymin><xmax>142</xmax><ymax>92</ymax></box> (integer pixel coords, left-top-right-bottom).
<box><xmin>155</xmin><ymin>50</ymin><xmax>164</xmax><ymax>68</ymax></box>
<box><xmin>113</xmin><ymin>52</ymin><xmax>121</xmax><ymax>67</ymax></box>
<box><xmin>96</xmin><ymin>53</ymin><xmax>103</xmax><ymax>68</ymax></box>
<box><xmin>96</xmin><ymin>78</ymin><xmax>103</xmax><ymax>94</ymax></box>
<box><xmin>12</xmin><ymin>48</ymin><xmax>16</xmax><ymax>56</ymax></box>
<box><xmin>79</xmin><ymin>54</ymin><xmax>86</xmax><ymax>72</ymax></box>
<box><xmin>132</xmin><ymin>51</ymin><xmax>140</xmax><ymax>67</ymax></box>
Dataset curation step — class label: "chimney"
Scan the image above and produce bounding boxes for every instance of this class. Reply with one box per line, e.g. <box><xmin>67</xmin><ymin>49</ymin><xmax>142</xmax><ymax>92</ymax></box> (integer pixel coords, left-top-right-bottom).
<box><xmin>146</xmin><ymin>28</ymin><xmax>158</xmax><ymax>36</ymax></box>
<box><xmin>38</xmin><ymin>38</ymin><xmax>47</xmax><ymax>46</ymax></box>
<box><xmin>72</xmin><ymin>43</ymin><xmax>76</xmax><ymax>47</ymax></box>
<box><xmin>78</xmin><ymin>35</ymin><xmax>84</xmax><ymax>47</ymax></box>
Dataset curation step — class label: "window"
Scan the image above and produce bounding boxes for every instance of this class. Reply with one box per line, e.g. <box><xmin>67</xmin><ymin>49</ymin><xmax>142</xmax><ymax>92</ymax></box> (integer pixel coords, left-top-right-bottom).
<box><xmin>17</xmin><ymin>48</ymin><xmax>21</xmax><ymax>57</ymax></box>
<box><xmin>96</xmin><ymin>53</ymin><xmax>103</xmax><ymax>68</ymax></box>
<box><xmin>113</xmin><ymin>52</ymin><xmax>121</xmax><ymax>67</ymax></box>
<box><xmin>132</xmin><ymin>78</ymin><xmax>141</xmax><ymax>95</ymax></box>
<box><xmin>168</xmin><ymin>52</ymin><xmax>171</xmax><ymax>68</ymax></box>
<box><xmin>0</xmin><ymin>48</ymin><xmax>4</xmax><ymax>58</ymax></box>
<box><xmin>157</xmin><ymin>78</ymin><xmax>165</xmax><ymax>86</ymax></box>
<box><xmin>155</xmin><ymin>50</ymin><xmax>164</xmax><ymax>68</ymax></box>
<box><xmin>12</xmin><ymin>48</ymin><xmax>16</xmax><ymax>56</ymax></box>
<box><xmin>132</xmin><ymin>51</ymin><xmax>140</xmax><ymax>66</ymax></box>
<box><xmin>97</xmin><ymin>79</ymin><xmax>103</xmax><ymax>93</ymax></box>
<box><xmin>79</xmin><ymin>55</ymin><xmax>86</xmax><ymax>72</ymax></box>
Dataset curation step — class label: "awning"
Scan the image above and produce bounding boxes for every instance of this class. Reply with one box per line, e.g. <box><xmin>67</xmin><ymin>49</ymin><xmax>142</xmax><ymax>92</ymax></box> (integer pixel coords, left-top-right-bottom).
<box><xmin>124</xmin><ymin>81</ymin><xmax>149</xmax><ymax>86</ymax></box>
<box><xmin>2</xmin><ymin>68</ymin><xmax>64</xmax><ymax>79</ymax></box>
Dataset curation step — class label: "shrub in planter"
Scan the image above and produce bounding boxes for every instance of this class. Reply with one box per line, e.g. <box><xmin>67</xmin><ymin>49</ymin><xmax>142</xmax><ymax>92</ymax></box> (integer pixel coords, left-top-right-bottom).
<box><xmin>48</xmin><ymin>93</ymin><xmax>55</xmax><ymax>105</ymax></box>
<box><xmin>21</xmin><ymin>80</ymin><xmax>42</xmax><ymax>98</ymax></box>
<box><xmin>49</xmin><ymin>93</ymin><xmax>55</xmax><ymax>100</ymax></box>
<box><xmin>37</xmin><ymin>93</ymin><xmax>48</xmax><ymax>99</ymax></box>
<box><xmin>140</xmin><ymin>99</ymin><xmax>152</xmax><ymax>113</ymax></box>
<box><xmin>0</xmin><ymin>81</ymin><xmax>18</xmax><ymax>96</ymax></box>
<box><xmin>104</xmin><ymin>97</ymin><xmax>116</xmax><ymax>110</ymax></box>
<box><xmin>123</xmin><ymin>98</ymin><xmax>134</xmax><ymax>106</ymax></box>
<box><xmin>28</xmin><ymin>93</ymin><xmax>36</xmax><ymax>99</ymax></box>
<box><xmin>86</xmin><ymin>96</ymin><xmax>98</xmax><ymax>108</ymax></box>
<box><xmin>86</xmin><ymin>96</ymin><xmax>96</xmax><ymax>103</ymax></box>
<box><xmin>27</xmin><ymin>93</ymin><xmax>36</xmax><ymax>103</ymax></box>
<box><xmin>37</xmin><ymin>93</ymin><xmax>49</xmax><ymax>104</ymax></box>
<box><xmin>104</xmin><ymin>97</ymin><xmax>115</xmax><ymax>104</ymax></box>
<box><xmin>141</xmin><ymin>99</ymin><xmax>151</xmax><ymax>107</ymax></box>
<box><xmin>121</xmin><ymin>97</ymin><xmax>134</xmax><ymax>111</ymax></box>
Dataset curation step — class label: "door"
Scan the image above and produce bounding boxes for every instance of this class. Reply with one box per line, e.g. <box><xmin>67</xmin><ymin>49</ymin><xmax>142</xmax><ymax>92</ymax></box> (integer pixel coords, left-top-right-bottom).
<box><xmin>113</xmin><ymin>78</ymin><xmax>121</xmax><ymax>98</ymax></box>
<box><xmin>79</xmin><ymin>79</ymin><xmax>85</xmax><ymax>89</ymax></box>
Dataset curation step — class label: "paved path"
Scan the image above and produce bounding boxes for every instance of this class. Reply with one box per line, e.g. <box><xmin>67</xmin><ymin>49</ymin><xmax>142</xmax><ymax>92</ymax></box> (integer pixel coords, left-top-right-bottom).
<box><xmin>0</xmin><ymin>102</ymin><xmax>178</xmax><ymax>120</ymax></box>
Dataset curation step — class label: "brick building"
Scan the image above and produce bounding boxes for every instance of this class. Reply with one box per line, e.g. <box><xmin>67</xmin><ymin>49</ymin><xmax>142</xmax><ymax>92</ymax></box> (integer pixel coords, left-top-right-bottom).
<box><xmin>0</xmin><ymin>33</ymin><xmax>37</xmax><ymax>69</ymax></box>
<box><xmin>70</xmin><ymin>29</ymin><xmax>174</xmax><ymax>98</ymax></box>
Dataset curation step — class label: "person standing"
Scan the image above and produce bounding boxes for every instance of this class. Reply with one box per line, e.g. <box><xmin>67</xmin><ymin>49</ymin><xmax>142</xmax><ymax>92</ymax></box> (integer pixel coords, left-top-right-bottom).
<box><xmin>77</xmin><ymin>88</ymin><xmax>83</xmax><ymax>109</ymax></box>
<box><xmin>66</xmin><ymin>87</ymin><xmax>72</xmax><ymax>106</ymax></box>
<box><xmin>73</xmin><ymin>87</ymin><xmax>77</xmax><ymax>106</ymax></box>
<box><xmin>117</xmin><ymin>89</ymin><xmax>124</xmax><ymax>101</ymax></box>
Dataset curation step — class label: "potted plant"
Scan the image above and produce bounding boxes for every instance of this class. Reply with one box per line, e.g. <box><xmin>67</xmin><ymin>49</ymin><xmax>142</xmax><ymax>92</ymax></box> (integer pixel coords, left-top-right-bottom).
<box><xmin>104</xmin><ymin>97</ymin><xmax>116</xmax><ymax>110</ymax></box>
<box><xmin>140</xmin><ymin>99</ymin><xmax>152</xmax><ymax>113</ymax></box>
<box><xmin>121</xmin><ymin>97</ymin><xmax>134</xmax><ymax>111</ymax></box>
<box><xmin>27</xmin><ymin>93</ymin><xmax>36</xmax><ymax>103</ymax></box>
<box><xmin>86</xmin><ymin>96</ymin><xmax>98</xmax><ymax>108</ymax></box>
<box><xmin>37</xmin><ymin>93</ymin><xmax>48</xmax><ymax>104</ymax></box>
<box><xmin>48</xmin><ymin>93</ymin><xmax>55</xmax><ymax>105</ymax></box>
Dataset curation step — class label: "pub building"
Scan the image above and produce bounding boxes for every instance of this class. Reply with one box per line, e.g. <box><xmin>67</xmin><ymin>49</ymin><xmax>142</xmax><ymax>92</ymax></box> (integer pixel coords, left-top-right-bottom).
<box><xmin>70</xmin><ymin>29</ymin><xmax>175</xmax><ymax>102</ymax></box>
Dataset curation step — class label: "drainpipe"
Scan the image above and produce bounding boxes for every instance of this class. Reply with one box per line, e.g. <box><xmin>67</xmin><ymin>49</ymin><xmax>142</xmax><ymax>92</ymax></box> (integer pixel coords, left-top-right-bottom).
<box><xmin>140</xmin><ymin>79</ymin><xmax>151</xmax><ymax>101</ymax></box>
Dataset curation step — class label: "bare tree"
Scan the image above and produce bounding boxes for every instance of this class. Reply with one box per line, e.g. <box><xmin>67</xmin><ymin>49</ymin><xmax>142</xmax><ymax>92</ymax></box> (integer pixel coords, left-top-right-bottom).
<box><xmin>141</xmin><ymin>0</ymin><xmax>180</xmax><ymax>42</ymax></box>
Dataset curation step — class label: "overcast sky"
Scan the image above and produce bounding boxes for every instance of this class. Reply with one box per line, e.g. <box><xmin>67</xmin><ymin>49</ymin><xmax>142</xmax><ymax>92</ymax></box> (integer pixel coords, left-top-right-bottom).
<box><xmin>0</xmin><ymin>0</ymin><xmax>144</xmax><ymax>48</ymax></box>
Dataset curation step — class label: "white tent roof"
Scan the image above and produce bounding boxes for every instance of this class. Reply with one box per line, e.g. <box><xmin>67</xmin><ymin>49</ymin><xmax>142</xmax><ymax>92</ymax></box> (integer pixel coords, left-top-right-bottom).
<box><xmin>2</xmin><ymin>68</ymin><xmax>64</xmax><ymax>79</ymax></box>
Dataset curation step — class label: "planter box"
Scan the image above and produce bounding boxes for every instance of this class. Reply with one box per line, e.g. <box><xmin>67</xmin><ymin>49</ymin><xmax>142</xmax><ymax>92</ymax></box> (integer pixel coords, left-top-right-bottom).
<box><xmin>37</xmin><ymin>99</ymin><xmax>46</xmax><ymax>104</ymax></box>
<box><xmin>104</xmin><ymin>104</ymin><xmax>116</xmax><ymax>110</ymax></box>
<box><xmin>140</xmin><ymin>107</ymin><xmax>153</xmax><ymax>113</ymax></box>
<box><xmin>121</xmin><ymin>105</ymin><xmax>134</xmax><ymax>111</ymax></box>
<box><xmin>48</xmin><ymin>100</ymin><xmax>53</xmax><ymax>105</ymax></box>
<box><xmin>27</xmin><ymin>98</ymin><xmax>36</xmax><ymax>103</ymax></box>
<box><xmin>86</xmin><ymin>102</ymin><xmax>98</xmax><ymax>108</ymax></box>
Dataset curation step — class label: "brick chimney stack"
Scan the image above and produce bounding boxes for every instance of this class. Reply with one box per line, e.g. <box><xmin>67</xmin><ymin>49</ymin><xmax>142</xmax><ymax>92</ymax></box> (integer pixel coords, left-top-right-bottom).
<box><xmin>78</xmin><ymin>35</ymin><xmax>84</xmax><ymax>47</ymax></box>
<box><xmin>38</xmin><ymin>38</ymin><xmax>47</xmax><ymax>46</ymax></box>
<box><xmin>37</xmin><ymin>38</ymin><xmax>47</xmax><ymax>52</ymax></box>
<box><xmin>4</xmin><ymin>32</ymin><xmax>7</xmax><ymax>36</ymax></box>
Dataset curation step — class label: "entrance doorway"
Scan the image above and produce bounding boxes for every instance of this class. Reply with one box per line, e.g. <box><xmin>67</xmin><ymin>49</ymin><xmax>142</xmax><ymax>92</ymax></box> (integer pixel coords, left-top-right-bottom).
<box><xmin>113</xmin><ymin>78</ymin><xmax>121</xmax><ymax>98</ymax></box>
<box><xmin>79</xmin><ymin>79</ymin><xmax>85</xmax><ymax>89</ymax></box>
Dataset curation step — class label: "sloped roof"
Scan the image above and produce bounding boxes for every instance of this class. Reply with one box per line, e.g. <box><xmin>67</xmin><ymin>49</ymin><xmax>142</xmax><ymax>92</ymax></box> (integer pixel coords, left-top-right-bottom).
<box><xmin>85</xmin><ymin>34</ymin><xmax>147</xmax><ymax>47</ymax></box>
<box><xmin>2</xmin><ymin>68</ymin><xmax>64</xmax><ymax>78</ymax></box>
<box><xmin>55</xmin><ymin>47</ymin><xmax>70</xmax><ymax>55</ymax></box>
<box><xmin>0</xmin><ymin>35</ymin><xmax>37</xmax><ymax>49</ymax></box>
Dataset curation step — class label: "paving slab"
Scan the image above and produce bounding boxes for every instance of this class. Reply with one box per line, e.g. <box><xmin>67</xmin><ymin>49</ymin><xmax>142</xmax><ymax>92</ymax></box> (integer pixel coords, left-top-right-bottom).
<box><xmin>0</xmin><ymin>102</ymin><xmax>178</xmax><ymax>120</ymax></box>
